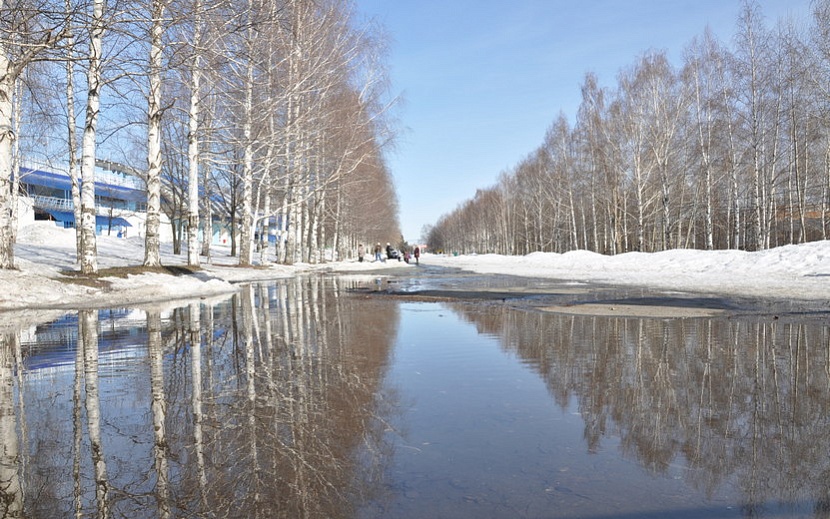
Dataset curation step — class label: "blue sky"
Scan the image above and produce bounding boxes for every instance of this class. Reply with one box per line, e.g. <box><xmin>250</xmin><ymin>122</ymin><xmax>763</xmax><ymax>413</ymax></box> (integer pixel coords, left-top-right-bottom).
<box><xmin>354</xmin><ymin>1</ymin><xmax>812</xmax><ymax>243</ymax></box>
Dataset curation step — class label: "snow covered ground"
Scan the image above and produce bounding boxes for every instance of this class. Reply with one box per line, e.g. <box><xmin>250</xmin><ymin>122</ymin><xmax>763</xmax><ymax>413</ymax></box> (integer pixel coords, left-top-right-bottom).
<box><xmin>3</xmin><ymin>221</ymin><xmax>829</xmax><ymax>313</ymax></box>
<box><xmin>422</xmin><ymin>242</ymin><xmax>830</xmax><ymax>302</ymax></box>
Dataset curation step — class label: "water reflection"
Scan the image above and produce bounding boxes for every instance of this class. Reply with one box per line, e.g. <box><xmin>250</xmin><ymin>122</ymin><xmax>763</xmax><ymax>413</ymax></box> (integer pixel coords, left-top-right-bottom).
<box><xmin>9</xmin><ymin>277</ymin><xmax>399</xmax><ymax>518</ymax></box>
<box><xmin>0</xmin><ymin>332</ymin><xmax>22</xmax><ymax>517</ymax></box>
<box><xmin>448</xmin><ymin>303</ymin><xmax>830</xmax><ymax>516</ymax></box>
<box><xmin>3</xmin><ymin>277</ymin><xmax>830</xmax><ymax>518</ymax></box>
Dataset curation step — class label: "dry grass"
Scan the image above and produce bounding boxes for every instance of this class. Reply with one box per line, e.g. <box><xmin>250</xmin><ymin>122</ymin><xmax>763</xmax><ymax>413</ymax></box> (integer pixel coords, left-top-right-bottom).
<box><xmin>57</xmin><ymin>265</ymin><xmax>202</xmax><ymax>288</ymax></box>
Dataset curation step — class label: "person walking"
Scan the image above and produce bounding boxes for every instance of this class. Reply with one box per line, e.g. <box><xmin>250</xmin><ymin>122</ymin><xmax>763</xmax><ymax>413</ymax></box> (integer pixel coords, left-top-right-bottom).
<box><xmin>373</xmin><ymin>243</ymin><xmax>383</xmax><ymax>262</ymax></box>
<box><xmin>414</xmin><ymin>246</ymin><xmax>421</xmax><ymax>266</ymax></box>
<box><xmin>358</xmin><ymin>243</ymin><xmax>365</xmax><ymax>262</ymax></box>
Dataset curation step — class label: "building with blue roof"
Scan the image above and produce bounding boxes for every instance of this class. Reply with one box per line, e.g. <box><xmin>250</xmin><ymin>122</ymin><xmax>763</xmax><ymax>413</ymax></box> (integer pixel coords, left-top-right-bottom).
<box><xmin>17</xmin><ymin>159</ymin><xmax>156</xmax><ymax>238</ymax></box>
<box><xmin>16</xmin><ymin>159</ymin><xmax>241</xmax><ymax>246</ymax></box>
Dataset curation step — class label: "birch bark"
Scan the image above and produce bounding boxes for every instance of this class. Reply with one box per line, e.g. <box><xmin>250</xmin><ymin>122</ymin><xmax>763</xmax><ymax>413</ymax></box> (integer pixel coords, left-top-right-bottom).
<box><xmin>79</xmin><ymin>0</ymin><xmax>105</xmax><ymax>274</ymax></box>
<box><xmin>144</xmin><ymin>0</ymin><xmax>165</xmax><ymax>267</ymax></box>
<box><xmin>187</xmin><ymin>0</ymin><xmax>203</xmax><ymax>267</ymax></box>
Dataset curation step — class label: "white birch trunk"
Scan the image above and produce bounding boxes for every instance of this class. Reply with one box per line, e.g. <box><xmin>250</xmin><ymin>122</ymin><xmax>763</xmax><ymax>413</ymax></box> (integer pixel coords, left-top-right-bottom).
<box><xmin>80</xmin><ymin>0</ymin><xmax>105</xmax><ymax>275</ymax></box>
<box><xmin>200</xmin><ymin>159</ymin><xmax>213</xmax><ymax>261</ymax></box>
<box><xmin>10</xmin><ymin>80</ymin><xmax>20</xmax><ymax>247</ymax></box>
<box><xmin>286</xmin><ymin>191</ymin><xmax>299</xmax><ymax>264</ymax></box>
<box><xmin>187</xmin><ymin>0</ymin><xmax>203</xmax><ymax>267</ymax></box>
<box><xmin>238</xmin><ymin>2</ymin><xmax>255</xmax><ymax>267</ymax></box>
<box><xmin>309</xmin><ymin>195</ymin><xmax>321</xmax><ymax>263</ymax></box>
<box><xmin>332</xmin><ymin>181</ymin><xmax>341</xmax><ymax>258</ymax></box>
<box><xmin>64</xmin><ymin>1</ymin><xmax>82</xmax><ymax>262</ymax></box>
<box><xmin>693</xmin><ymin>61</ymin><xmax>715</xmax><ymax>251</ymax></box>
<box><xmin>318</xmin><ymin>195</ymin><xmax>326</xmax><ymax>261</ymax></box>
<box><xmin>259</xmin><ymin>194</ymin><xmax>271</xmax><ymax>263</ymax></box>
<box><xmin>0</xmin><ymin>21</ymin><xmax>17</xmax><ymax>269</ymax></box>
<box><xmin>276</xmin><ymin>180</ymin><xmax>290</xmax><ymax>264</ymax></box>
<box><xmin>0</xmin><ymin>25</ymin><xmax>18</xmax><ymax>273</ymax></box>
<box><xmin>144</xmin><ymin>0</ymin><xmax>164</xmax><ymax>267</ymax></box>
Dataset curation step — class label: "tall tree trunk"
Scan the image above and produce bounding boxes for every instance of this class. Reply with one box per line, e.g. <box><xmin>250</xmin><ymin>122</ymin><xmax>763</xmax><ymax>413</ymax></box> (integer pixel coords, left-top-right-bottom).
<box><xmin>797</xmin><ymin>128</ymin><xmax>808</xmax><ymax>243</ymax></box>
<box><xmin>726</xmin><ymin>115</ymin><xmax>741</xmax><ymax>250</ymax></box>
<box><xmin>200</xmin><ymin>158</ymin><xmax>213</xmax><ymax>261</ymax></box>
<box><xmin>276</xmin><ymin>181</ymin><xmax>290</xmax><ymax>264</ymax></box>
<box><xmin>661</xmin><ymin>165</ymin><xmax>671</xmax><ymax>250</ymax></box>
<box><xmin>187</xmin><ymin>0</ymin><xmax>203</xmax><ymax>267</ymax></box>
<box><xmin>80</xmin><ymin>0</ymin><xmax>106</xmax><ymax>275</ymax></box>
<box><xmin>332</xmin><ymin>180</ymin><xmax>341</xmax><ymax>259</ymax></box>
<box><xmin>10</xmin><ymin>81</ymin><xmax>20</xmax><ymax>247</ymax></box>
<box><xmin>144</xmin><ymin>0</ymin><xmax>165</xmax><ymax>267</ymax></box>
<box><xmin>318</xmin><ymin>195</ymin><xmax>327</xmax><ymax>260</ymax></box>
<box><xmin>704</xmin><ymin>161</ymin><xmax>714</xmax><ymax>251</ymax></box>
<box><xmin>259</xmin><ymin>192</ymin><xmax>271</xmax><ymax>263</ymax></box>
<box><xmin>0</xmin><ymin>53</ymin><xmax>17</xmax><ymax>269</ymax></box>
<box><xmin>65</xmin><ymin>0</ymin><xmax>82</xmax><ymax>262</ymax></box>
<box><xmin>309</xmin><ymin>194</ymin><xmax>322</xmax><ymax>263</ymax></box>
<box><xmin>238</xmin><ymin>0</ymin><xmax>255</xmax><ymax>266</ymax></box>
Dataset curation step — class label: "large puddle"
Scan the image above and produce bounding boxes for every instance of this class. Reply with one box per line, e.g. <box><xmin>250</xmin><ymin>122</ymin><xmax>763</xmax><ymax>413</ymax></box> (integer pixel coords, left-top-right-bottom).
<box><xmin>2</xmin><ymin>275</ymin><xmax>829</xmax><ymax>518</ymax></box>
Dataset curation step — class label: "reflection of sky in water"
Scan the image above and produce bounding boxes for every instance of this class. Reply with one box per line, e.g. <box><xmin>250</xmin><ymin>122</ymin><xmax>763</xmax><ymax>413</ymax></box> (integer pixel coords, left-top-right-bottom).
<box><xmin>374</xmin><ymin>303</ymin><xmax>731</xmax><ymax>518</ymax></box>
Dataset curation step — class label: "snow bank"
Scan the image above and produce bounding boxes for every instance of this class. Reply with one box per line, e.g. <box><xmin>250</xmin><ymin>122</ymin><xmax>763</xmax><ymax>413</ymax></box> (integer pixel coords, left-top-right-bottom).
<box><xmin>422</xmin><ymin>241</ymin><xmax>830</xmax><ymax>301</ymax></box>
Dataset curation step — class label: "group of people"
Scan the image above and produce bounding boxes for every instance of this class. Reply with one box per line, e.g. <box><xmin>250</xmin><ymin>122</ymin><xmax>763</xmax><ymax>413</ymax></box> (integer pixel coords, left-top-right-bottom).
<box><xmin>357</xmin><ymin>243</ymin><xmax>421</xmax><ymax>265</ymax></box>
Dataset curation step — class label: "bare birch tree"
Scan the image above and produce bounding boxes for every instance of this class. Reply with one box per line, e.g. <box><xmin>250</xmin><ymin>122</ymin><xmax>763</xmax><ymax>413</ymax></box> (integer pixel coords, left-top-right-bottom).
<box><xmin>64</xmin><ymin>0</ymin><xmax>82</xmax><ymax>260</ymax></box>
<box><xmin>144</xmin><ymin>0</ymin><xmax>166</xmax><ymax>267</ymax></box>
<box><xmin>427</xmin><ymin>1</ymin><xmax>827</xmax><ymax>257</ymax></box>
<box><xmin>733</xmin><ymin>0</ymin><xmax>775</xmax><ymax>250</ymax></box>
<box><xmin>683</xmin><ymin>29</ymin><xmax>726</xmax><ymax>250</ymax></box>
<box><xmin>811</xmin><ymin>0</ymin><xmax>830</xmax><ymax>239</ymax></box>
<box><xmin>778</xmin><ymin>18</ymin><xmax>814</xmax><ymax>245</ymax></box>
<box><xmin>0</xmin><ymin>2</ymin><xmax>69</xmax><ymax>269</ymax></box>
<box><xmin>79</xmin><ymin>0</ymin><xmax>106</xmax><ymax>274</ymax></box>
<box><xmin>185</xmin><ymin>0</ymin><xmax>203</xmax><ymax>266</ymax></box>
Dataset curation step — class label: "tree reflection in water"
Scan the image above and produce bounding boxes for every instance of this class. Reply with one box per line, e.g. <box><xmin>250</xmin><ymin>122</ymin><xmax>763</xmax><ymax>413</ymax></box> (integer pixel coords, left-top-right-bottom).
<box><xmin>448</xmin><ymin>303</ymin><xmax>830</xmax><ymax>515</ymax></box>
<box><xmin>4</xmin><ymin>278</ymin><xmax>830</xmax><ymax>518</ymax></box>
<box><xmin>0</xmin><ymin>331</ymin><xmax>22</xmax><ymax>517</ymax></box>
<box><xmin>7</xmin><ymin>277</ymin><xmax>398</xmax><ymax>518</ymax></box>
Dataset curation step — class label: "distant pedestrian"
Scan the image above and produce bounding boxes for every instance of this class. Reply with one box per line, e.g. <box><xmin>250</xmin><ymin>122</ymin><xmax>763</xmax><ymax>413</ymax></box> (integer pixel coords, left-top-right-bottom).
<box><xmin>414</xmin><ymin>246</ymin><xmax>421</xmax><ymax>265</ymax></box>
<box><xmin>358</xmin><ymin>243</ymin><xmax>365</xmax><ymax>262</ymax></box>
<box><xmin>374</xmin><ymin>242</ymin><xmax>383</xmax><ymax>262</ymax></box>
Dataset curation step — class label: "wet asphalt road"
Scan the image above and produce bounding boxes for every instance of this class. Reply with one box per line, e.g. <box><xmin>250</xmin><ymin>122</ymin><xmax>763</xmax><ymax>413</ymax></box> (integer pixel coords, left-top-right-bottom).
<box><xmin>337</xmin><ymin>263</ymin><xmax>830</xmax><ymax>323</ymax></box>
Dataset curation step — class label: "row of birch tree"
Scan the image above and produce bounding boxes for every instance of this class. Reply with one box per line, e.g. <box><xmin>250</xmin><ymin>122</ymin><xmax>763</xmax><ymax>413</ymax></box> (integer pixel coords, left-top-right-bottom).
<box><xmin>1</xmin><ymin>0</ymin><xmax>400</xmax><ymax>273</ymax></box>
<box><xmin>428</xmin><ymin>1</ymin><xmax>830</xmax><ymax>255</ymax></box>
